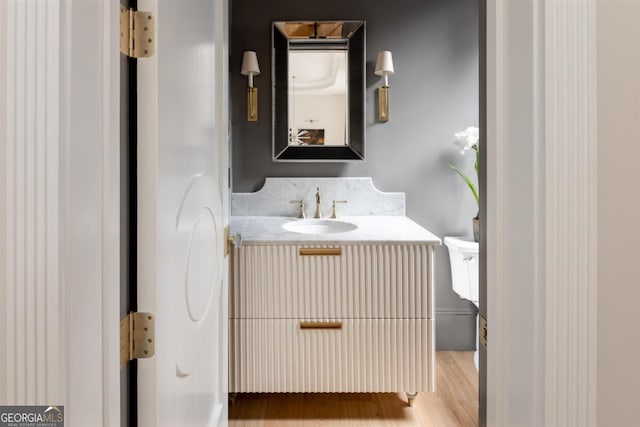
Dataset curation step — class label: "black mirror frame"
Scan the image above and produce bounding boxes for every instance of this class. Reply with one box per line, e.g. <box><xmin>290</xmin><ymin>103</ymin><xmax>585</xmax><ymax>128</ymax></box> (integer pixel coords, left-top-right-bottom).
<box><xmin>272</xmin><ymin>21</ymin><xmax>366</xmax><ymax>162</ymax></box>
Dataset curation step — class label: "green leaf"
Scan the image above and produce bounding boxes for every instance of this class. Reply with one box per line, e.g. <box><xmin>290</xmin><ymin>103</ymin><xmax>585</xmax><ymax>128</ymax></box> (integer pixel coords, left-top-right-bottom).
<box><xmin>449</xmin><ymin>163</ymin><xmax>479</xmax><ymax>207</ymax></box>
<box><xmin>474</xmin><ymin>148</ymin><xmax>479</xmax><ymax>176</ymax></box>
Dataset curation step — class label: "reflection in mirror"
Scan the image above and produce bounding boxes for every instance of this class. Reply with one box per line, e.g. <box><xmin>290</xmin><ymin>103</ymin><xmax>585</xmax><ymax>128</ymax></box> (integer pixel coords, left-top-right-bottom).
<box><xmin>272</xmin><ymin>21</ymin><xmax>365</xmax><ymax>162</ymax></box>
<box><xmin>288</xmin><ymin>50</ymin><xmax>348</xmax><ymax>146</ymax></box>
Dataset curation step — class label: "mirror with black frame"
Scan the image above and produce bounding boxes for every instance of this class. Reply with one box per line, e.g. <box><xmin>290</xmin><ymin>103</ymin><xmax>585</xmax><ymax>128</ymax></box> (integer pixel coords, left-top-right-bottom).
<box><xmin>272</xmin><ymin>21</ymin><xmax>365</xmax><ymax>162</ymax></box>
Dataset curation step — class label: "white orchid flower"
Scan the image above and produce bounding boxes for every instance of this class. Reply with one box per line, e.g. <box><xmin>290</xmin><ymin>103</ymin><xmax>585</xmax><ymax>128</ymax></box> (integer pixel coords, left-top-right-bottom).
<box><xmin>453</xmin><ymin>126</ymin><xmax>480</xmax><ymax>154</ymax></box>
<box><xmin>449</xmin><ymin>126</ymin><xmax>480</xmax><ymax>208</ymax></box>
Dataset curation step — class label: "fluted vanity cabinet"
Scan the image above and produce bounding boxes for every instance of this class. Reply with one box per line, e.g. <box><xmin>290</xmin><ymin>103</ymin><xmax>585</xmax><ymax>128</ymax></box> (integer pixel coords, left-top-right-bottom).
<box><xmin>229</xmin><ymin>243</ymin><xmax>435</xmax><ymax>395</ymax></box>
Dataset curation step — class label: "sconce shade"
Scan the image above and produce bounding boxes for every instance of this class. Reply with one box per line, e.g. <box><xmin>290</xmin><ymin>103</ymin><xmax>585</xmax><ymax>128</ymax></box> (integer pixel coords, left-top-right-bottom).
<box><xmin>374</xmin><ymin>51</ymin><xmax>394</xmax><ymax>76</ymax></box>
<box><xmin>241</xmin><ymin>51</ymin><xmax>260</xmax><ymax>76</ymax></box>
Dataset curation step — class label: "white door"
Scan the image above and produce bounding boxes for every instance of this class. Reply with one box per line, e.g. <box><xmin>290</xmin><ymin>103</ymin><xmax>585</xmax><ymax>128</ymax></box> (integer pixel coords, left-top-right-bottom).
<box><xmin>136</xmin><ymin>0</ymin><xmax>229</xmax><ymax>425</ymax></box>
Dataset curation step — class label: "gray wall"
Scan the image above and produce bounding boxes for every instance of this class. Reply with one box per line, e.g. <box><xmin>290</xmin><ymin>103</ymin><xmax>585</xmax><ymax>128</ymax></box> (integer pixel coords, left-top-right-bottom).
<box><xmin>230</xmin><ymin>0</ymin><xmax>479</xmax><ymax>349</ymax></box>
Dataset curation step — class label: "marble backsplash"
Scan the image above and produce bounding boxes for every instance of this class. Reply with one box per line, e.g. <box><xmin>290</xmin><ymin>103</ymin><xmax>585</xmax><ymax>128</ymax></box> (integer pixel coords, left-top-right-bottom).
<box><xmin>231</xmin><ymin>177</ymin><xmax>405</xmax><ymax>217</ymax></box>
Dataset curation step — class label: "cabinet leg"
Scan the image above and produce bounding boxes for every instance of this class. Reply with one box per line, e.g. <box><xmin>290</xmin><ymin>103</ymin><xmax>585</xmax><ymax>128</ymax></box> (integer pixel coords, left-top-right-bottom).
<box><xmin>406</xmin><ymin>392</ymin><xmax>418</xmax><ymax>407</ymax></box>
<box><xmin>229</xmin><ymin>392</ymin><xmax>238</xmax><ymax>406</ymax></box>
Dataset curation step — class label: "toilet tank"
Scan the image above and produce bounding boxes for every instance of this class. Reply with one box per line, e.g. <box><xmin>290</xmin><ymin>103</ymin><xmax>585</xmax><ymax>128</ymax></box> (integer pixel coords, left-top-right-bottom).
<box><xmin>444</xmin><ymin>236</ymin><xmax>479</xmax><ymax>304</ymax></box>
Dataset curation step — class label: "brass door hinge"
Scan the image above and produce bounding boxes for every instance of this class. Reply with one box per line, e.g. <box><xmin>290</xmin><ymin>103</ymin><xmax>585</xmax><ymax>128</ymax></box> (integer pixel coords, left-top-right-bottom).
<box><xmin>224</xmin><ymin>225</ymin><xmax>241</xmax><ymax>256</ymax></box>
<box><xmin>120</xmin><ymin>312</ymin><xmax>155</xmax><ymax>368</ymax></box>
<box><xmin>479</xmin><ymin>315</ymin><xmax>487</xmax><ymax>348</ymax></box>
<box><xmin>120</xmin><ymin>5</ymin><xmax>155</xmax><ymax>58</ymax></box>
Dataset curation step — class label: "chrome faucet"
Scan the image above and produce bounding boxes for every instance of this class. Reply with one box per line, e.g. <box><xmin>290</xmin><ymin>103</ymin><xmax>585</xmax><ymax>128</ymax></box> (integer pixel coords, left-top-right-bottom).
<box><xmin>314</xmin><ymin>187</ymin><xmax>322</xmax><ymax>218</ymax></box>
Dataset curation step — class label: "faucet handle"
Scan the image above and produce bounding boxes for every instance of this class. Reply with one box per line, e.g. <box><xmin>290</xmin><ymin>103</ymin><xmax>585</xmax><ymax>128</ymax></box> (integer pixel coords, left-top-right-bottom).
<box><xmin>290</xmin><ymin>200</ymin><xmax>306</xmax><ymax>219</ymax></box>
<box><xmin>314</xmin><ymin>187</ymin><xmax>322</xmax><ymax>218</ymax></box>
<box><xmin>330</xmin><ymin>200</ymin><xmax>348</xmax><ymax>219</ymax></box>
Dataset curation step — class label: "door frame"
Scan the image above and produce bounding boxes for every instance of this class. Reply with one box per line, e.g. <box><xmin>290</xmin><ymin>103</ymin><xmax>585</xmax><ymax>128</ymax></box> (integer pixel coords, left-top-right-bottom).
<box><xmin>484</xmin><ymin>0</ymin><xmax>598</xmax><ymax>425</ymax></box>
<box><xmin>59</xmin><ymin>0</ymin><xmax>121</xmax><ymax>423</ymax></box>
<box><xmin>0</xmin><ymin>0</ymin><xmax>120</xmax><ymax>423</ymax></box>
<box><xmin>1</xmin><ymin>0</ymin><xmax>599</xmax><ymax>424</ymax></box>
<box><xmin>82</xmin><ymin>1</ymin><xmax>601</xmax><ymax>424</ymax></box>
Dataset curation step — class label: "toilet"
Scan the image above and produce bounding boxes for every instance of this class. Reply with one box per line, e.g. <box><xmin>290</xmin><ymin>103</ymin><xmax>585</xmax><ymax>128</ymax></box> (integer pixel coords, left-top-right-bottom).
<box><xmin>444</xmin><ymin>236</ymin><xmax>480</xmax><ymax>370</ymax></box>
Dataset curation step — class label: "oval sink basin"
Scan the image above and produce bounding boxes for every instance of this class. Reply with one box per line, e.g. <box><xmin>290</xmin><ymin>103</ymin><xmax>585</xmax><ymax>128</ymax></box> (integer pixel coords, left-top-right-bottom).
<box><xmin>282</xmin><ymin>219</ymin><xmax>358</xmax><ymax>235</ymax></box>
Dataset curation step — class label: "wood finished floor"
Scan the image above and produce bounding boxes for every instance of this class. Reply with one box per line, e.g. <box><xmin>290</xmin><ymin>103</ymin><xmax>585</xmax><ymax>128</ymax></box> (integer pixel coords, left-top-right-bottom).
<box><xmin>229</xmin><ymin>351</ymin><xmax>478</xmax><ymax>427</ymax></box>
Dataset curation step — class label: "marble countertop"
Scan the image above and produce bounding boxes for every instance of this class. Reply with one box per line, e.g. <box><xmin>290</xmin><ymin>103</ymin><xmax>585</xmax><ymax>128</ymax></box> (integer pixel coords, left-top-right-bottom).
<box><xmin>230</xmin><ymin>216</ymin><xmax>442</xmax><ymax>245</ymax></box>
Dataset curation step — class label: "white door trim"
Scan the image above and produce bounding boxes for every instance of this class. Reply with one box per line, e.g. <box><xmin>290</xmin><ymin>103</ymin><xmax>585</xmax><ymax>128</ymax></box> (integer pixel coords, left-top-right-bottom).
<box><xmin>543</xmin><ymin>1</ymin><xmax>598</xmax><ymax>425</ymax></box>
<box><xmin>1</xmin><ymin>0</ymin><xmax>120</xmax><ymax>424</ymax></box>
<box><xmin>486</xmin><ymin>0</ymin><xmax>598</xmax><ymax>425</ymax></box>
<box><xmin>0</xmin><ymin>0</ymin><xmax>64</xmax><ymax>405</ymax></box>
<box><xmin>59</xmin><ymin>0</ymin><xmax>121</xmax><ymax>424</ymax></box>
<box><xmin>98</xmin><ymin>0</ymin><xmax>122</xmax><ymax>424</ymax></box>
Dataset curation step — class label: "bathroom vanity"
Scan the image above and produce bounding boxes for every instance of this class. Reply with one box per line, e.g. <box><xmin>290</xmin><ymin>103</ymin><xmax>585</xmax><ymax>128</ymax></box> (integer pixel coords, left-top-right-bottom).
<box><xmin>228</xmin><ymin>178</ymin><xmax>441</xmax><ymax>405</ymax></box>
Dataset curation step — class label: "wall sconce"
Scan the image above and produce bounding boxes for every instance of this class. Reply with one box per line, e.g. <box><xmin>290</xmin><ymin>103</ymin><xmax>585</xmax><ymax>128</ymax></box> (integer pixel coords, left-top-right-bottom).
<box><xmin>241</xmin><ymin>51</ymin><xmax>260</xmax><ymax>121</ymax></box>
<box><xmin>375</xmin><ymin>51</ymin><xmax>394</xmax><ymax>122</ymax></box>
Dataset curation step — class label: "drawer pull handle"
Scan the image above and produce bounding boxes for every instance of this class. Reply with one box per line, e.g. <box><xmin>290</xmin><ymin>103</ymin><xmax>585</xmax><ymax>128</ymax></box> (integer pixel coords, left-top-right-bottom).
<box><xmin>300</xmin><ymin>321</ymin><xmax>343</xmax><ymax>330</ymax></box>
<box><xmin>299</xmin><ymin>248</ymin><xmax>342</xmax><ymax>256</ymax></box>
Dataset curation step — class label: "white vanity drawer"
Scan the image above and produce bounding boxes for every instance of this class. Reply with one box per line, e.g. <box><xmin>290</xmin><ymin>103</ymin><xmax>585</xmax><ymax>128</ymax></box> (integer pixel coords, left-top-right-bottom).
<box><xmin>230</xmin><ymin>244</ymin><xmax>434</xmax><ymax>320</ymax></box>
<box><xmin>229</xmin><ymin>318</ymin><xmax>434</xmax><ymax>393</ymax></box>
